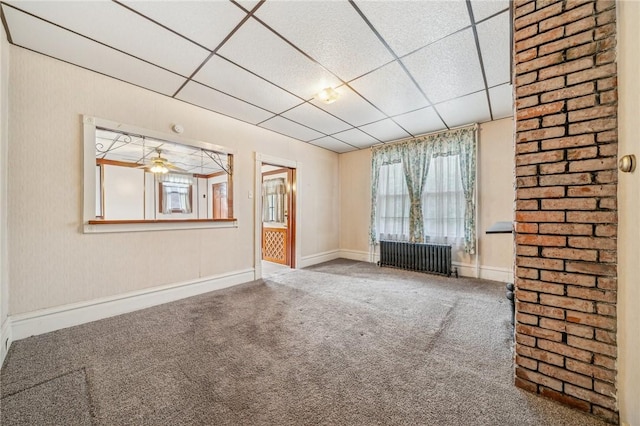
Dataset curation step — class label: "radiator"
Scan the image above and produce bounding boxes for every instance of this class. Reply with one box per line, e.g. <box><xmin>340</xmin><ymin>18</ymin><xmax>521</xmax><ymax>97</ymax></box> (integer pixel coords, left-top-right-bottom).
<box><xmin>378</xmin><ymin>240</ymin><xmax>454</xmax><ymax>277</ymax></box>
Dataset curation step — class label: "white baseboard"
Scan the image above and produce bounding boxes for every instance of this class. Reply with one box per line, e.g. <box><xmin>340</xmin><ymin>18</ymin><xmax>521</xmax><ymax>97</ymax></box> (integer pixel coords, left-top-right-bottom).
<box><xmin>453</xmin><ymin>262</ymin><xmax>514</xmax><ymax>283</ymax></box>
<box><xmin>299</xmin><ymin>250</ymin><xmax>341</xmax><ymax>268</ymax></box>
<box><xmin>335</xmin><ymin>251</ymin><xmax>514</xmax><ymax>283</ymax></box>
<box><xmin>479</xmin><ymin>265</ymin><xmax>514</xmax><ymax>283</ymax></box>
<box><xmin>1</xmin><ymin>317</ymin><xmax>11</xmax><ymax>367</ymax></box>
<box><xmin>338</xmin><ymin>249</ymin><xmax>372</xmax><ymax>263</ymax></box>
<box><xmin>10</xmin><ymin>268</ymin><xmax>255</xmax><ymax>342</ymax></box>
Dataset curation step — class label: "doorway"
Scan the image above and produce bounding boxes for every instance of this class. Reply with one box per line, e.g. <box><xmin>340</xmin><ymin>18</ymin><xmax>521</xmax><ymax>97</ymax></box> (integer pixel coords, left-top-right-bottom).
<box><xmin>260</xmin><ymin>164</ymin><xmax>296</xmax><ymax>271</ymax></box>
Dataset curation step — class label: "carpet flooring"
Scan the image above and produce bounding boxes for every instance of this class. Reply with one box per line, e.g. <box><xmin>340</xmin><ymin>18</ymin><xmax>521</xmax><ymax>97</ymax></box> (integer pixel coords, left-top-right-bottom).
<box><xmin>1</xmin><ymin>259</ymin><xmax>607</xmax><ymax>425</ymax></box>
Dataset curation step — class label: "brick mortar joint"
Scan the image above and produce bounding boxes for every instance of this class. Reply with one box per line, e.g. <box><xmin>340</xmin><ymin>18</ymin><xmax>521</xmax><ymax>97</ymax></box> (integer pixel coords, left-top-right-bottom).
<box><xmin>513</xmin><ymin>1</ymin><xmax>617</xmax><ymax>25</ymax></box>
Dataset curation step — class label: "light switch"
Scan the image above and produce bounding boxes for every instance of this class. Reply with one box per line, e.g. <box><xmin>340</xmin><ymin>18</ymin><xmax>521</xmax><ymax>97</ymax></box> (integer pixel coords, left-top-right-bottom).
<box><xmin>248</xmin><ymin>191</ymin><xmax>253</xmax><ymax>199</ymax></box>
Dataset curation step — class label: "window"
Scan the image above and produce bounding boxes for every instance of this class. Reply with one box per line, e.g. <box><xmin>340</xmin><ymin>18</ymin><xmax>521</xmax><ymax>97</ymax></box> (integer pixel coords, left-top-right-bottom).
<box><xmin>421</xmin><ymin>154</ymin><xmax>465</xmax><ymax>245</ymax></box>
<box><xmin>370</xmin><ymin>126</ymin><xmax>476</xmax><ymax>253</ymax></box>
<box><xmin>375</xmin><ymin>157</ymin><xmax>465</xmax><ymax>246</ymax></box>
<box><xmin>159</xmin><ymin>182</ymin><xmax>193</xmax><ymax>214</ymax></box>
<box><xmin>262</xmin><ymin>177</ymin><xmax>286</xmax><ymax>223</ymax></box>
<box><xmin>376</xmin><ymin>162</ymin><xmax>409</xmax><ymax>241</ymax></box>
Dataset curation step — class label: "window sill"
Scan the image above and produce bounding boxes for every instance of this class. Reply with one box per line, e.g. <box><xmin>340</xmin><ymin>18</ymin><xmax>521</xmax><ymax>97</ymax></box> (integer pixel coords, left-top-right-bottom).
<box><xmin>84</xmin><ymin>218</ymin><xmax>238</xmax><ymax>234</ymax></box>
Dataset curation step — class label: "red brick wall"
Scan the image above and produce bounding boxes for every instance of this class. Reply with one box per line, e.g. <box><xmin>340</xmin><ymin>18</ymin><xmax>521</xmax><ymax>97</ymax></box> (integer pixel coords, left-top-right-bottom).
<box><xmin>513</xmin><ymin>0</ymin><xmax>618</xmax><ymax>423</ymax></box>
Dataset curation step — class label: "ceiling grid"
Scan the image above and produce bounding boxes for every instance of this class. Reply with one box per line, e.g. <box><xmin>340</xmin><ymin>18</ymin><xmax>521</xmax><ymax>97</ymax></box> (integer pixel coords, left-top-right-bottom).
<box><xmin>0</xmin><ymin>0</ymin><xmax>513</xmax><ymax>153</ymax></box>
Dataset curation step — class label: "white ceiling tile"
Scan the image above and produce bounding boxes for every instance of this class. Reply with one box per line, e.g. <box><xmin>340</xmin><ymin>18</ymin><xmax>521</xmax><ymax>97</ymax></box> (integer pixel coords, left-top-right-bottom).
<box><xmin>436</xmin><ymin>91</ymin><xmax>491</xmax><ymax>127</ymax></box>
<box><xmin>121</xmin><ymin>1</ymin><xmax>247</xmax><ymax>51</ymax></box>
<box><xmin>489</xmin><ymin>83</ymin><xmax>514</xmax><ymax>119</ymax></box>
<box><xmin>236</xmin><ymin>1</ymin><xmax>260</xmax><ymax>13</ymax></box>
<box><xmin>4</xmin><ymin>7</ymin><xmax>184</xmax><ymax>96</ymax></box>
<box><xmin>282</xmin><ymin>103</ymin><xmax>351</xmax><ymax>135</ymax></box>
<box><xmin>176</xmin><ymin>81</ymin><xmax>274</xmax><ymax>125</ymax></box>
<box><xmin>355</xmin><ymin>0</ymin><xmax>470</xmax><ymax>58</ymax></box>
<box><xmin>359</xmin><ymin>119</ymin><xmax>410</xmax><ymax>143</ymax></box>
<box><xmin>477</xmin><ymin>11</ymin><xmax>511</xmax><ymax>88</ymax></box>
<box><xmin>471</xmin><ymin>0</ymin><xmax>510</xmax><ymax>22</ymax></box>
<box><xmin>259</xmin><ymin>116</ymin><xmax>324</xmax><ymax>142</ymax></box>
<box><xmin>332</xmin><ymin>128</ymin><xmax>379</xmax><ymax>148</ymax></box>
<box><xmin>193</xmin><ymin>55</ymin><xmax>303</xmax><ymax>114</ymax></box>
<box><xmin>350</xmin><ymin>61</ymin><xmax>429</xmax><ymax>117</ymax></box>
<box><xmin>310</xmin><ymin>137</ymin><xmax>357</xmax><ymax>154</ymax></box>
<box><xmin>8</xmin><ymin>1</ymin><xmax>210</xmax><ymax>76</ymax></box>
<box><xmin>256</xmin><ymin>1</ymin><xmax>393</xmax><ymax>82</ymax></box>
<box><xmin>218</xmin><ymin>18</ymin><xmax>341</xmax><ymax>100</ymax></box>
<box><xmin>402</xmin><ymin>29</ymin><xmax>485</xmax><ymax>104</ymax></box>
<box><xmin>310</xmin><ymin>86</ymin><xmax>385</xmax><ymax>127</ymax></box>
<box><xmin>392</xmin><ymin>107</ymin><xmax>447</xmax><ymax>137</ymax></box>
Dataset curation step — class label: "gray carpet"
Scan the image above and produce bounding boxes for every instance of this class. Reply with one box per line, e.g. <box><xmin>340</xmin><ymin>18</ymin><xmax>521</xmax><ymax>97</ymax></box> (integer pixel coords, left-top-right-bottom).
<box><xmin>1</xmin><ymin>259</ymin><xmax>607</xmax><ymax>425</ymax></box>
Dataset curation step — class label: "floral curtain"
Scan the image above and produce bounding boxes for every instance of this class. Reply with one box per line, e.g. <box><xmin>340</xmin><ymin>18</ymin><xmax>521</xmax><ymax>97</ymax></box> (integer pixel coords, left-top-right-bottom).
<box><xmin>455</xmin><ymin>129</ymin><xmax>477</xmax><ymax>254</ymax></box>
<box><xmin>400</xmin><ymin>141</ymin><xmax>432</xmax><ymax>242</ymax></box>
<box><xmin>370</xmin><ymin>126</ymin><xmax>477</xmax><ymax>254</ymax></box>
<box><xmin>369</xmin><ymin>143</ymin><xmax>403</xmax><ymax>245</ymax></box>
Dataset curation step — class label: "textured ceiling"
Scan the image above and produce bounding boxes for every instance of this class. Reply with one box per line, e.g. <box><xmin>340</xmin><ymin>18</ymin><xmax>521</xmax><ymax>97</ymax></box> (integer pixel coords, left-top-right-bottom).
<box><xmin>1</xmin><ymin>0</ymin><xmax>513</xmax><ymax>153</ymax></box>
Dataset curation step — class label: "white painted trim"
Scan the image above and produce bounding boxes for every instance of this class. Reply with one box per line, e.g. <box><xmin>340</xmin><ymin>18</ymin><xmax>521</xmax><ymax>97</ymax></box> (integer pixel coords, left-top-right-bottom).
<box><xmin>10</xmin><ymin>268</ymin><xmax>254</xmax><ymax>341</ymax></box>
<box><xmin>83</xmin><ymin>220</ymin><xmax>238</xmax><ymax>234</ymax></box>
<box><xmin>338</xmin><ymin>249</ymin><xmax>371</xmax><ymax>263</ymax></box>
<box><xmin>82</xmin><ymin>115</ymin><xmax>236</xmax><ymax>232</ymax></box>
<box><xmin>453</xmin><ymin>262</ymin><xmax>513</xmax><ymax>282</ymax></box>
<box><xmin>1</xmin><ymin>317</ymin><xmax>11</xmax><ymax>367</ymax></box>
<box><xmin>299</xmin><ymin>250</ymin><xmax>341</xmax><ymax>268</ymax></box>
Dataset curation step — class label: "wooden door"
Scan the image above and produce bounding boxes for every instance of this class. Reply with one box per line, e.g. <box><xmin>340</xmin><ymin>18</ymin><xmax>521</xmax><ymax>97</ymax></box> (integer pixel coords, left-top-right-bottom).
<box><xmin>261</xmin><ymin>167</ymin><xmax>296</xmax><ymax>267</ymax></box>
<box><xmin>212</xmin><ymin>182</ymin><xmax>228</xmax><ymax>219</ymax></box>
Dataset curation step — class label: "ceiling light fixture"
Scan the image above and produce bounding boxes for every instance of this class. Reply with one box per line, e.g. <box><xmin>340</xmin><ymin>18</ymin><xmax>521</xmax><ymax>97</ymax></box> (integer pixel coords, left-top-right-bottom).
<box><xmin>149</xmin><ymin>149</ymin><xmax>170</xmax><ymax>174</ymax></box>
<box><xmin>150</xmin><ymin>162</ymin><xmax>169</xmax><ymax>174</ymax></box>
<box><xmin>317</xmin><ymin>87</ymin><xmax>340</xmax><ymax>104</ymax></box>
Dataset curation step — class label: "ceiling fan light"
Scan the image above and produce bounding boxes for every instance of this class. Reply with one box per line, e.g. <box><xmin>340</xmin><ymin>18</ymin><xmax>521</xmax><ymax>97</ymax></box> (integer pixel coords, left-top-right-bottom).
<box><xmin>317</xmin><ymin>87</ymin><xmax>339</xmax><ymax>104</ymax></box>
<box><xmin>150</xmin><ymin>164</ymin><xmax>168</xmax><ymax>174</ymax></box>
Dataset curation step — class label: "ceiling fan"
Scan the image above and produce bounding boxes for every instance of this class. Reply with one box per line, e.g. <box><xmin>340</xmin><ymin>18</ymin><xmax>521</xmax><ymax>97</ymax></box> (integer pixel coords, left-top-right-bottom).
<box><xmin>138</xmin><ymin>148</ymin><xmax>185</xmax><ymax>174</ymax></box>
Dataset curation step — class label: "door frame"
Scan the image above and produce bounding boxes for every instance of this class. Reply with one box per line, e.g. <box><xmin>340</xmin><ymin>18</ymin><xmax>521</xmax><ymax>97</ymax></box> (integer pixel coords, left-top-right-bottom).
<box><xmin>254</xmin><ymin>153</ymin><xmax>301</xmax><ymax>280</ymax></box>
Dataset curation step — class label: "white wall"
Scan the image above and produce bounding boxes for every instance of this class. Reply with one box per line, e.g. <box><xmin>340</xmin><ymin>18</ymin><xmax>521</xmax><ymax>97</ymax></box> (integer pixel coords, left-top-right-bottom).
<box><xmin>103</xmin><ymin>165</ymin><xmax>145</xmax><ymax>220</ymax></box>
<box><xmin>207</xmin><ymin>174</ymin><xmax>229</xmax><ymax>219</ymax></box>
<box><xmin>476</xmin><ymin>118</ymin><xmax>515</xmax><ymax>280</ymax></box>
<box><xmin>7</xmin><ymin>47</ymin><xmax>339</xmax><ymax>316</ymax></box>
<box><xmin>339</xmin><ymin>118</ymin><xmax>515</xmax><ymax>282</ymax></box>
<box><xmin>617</xmin><ymin>1</ymin><xmax>640</xmax><ymax>424</ymax></box>
<box><xmin>196</xmin><ymin>177</ymin><xmax>208</xmax><ymax>219</ymax></box>
<box><xmin>0</xmin><ymin>15</ymin><xmax>10</xmax><ymax>362</ymax></box>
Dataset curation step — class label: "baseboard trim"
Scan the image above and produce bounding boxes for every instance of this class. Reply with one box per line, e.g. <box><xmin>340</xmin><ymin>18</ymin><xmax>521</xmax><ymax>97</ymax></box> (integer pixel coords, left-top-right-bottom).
<box><xmin>338</xmin><ymin>249</ymin><xmax>372</xmax><ymax>263</ymax></box>
<box><xmin>299</xmin><ymin>250</ymin><xmax>341</xmax><ymax>268</ymax></box>
<box><xmin>10</xmin><ymin>268</ymin><xmax>255</xmax><ymax>342</ymax></box>
<box><xmin>454</xmin><ymin>262</ymin><xmax>514</xmax><ymax>282</ymax></box>
<box><xmin>336</xmin><ymin>251</ymin><xmax>513</xmax><ymax>283</ymax></box>
<box><xmin>1</xmin><ymin>317</ymin><xmax>11</xmax><ymax>367</ymax></box>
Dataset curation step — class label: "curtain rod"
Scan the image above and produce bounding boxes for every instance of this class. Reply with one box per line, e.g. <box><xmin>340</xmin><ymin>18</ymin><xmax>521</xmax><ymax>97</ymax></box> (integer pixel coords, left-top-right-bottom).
<box><xmin>370</xmin><ymin>123</ymin><xmax>478</xmax><ymax>150</ymax></box>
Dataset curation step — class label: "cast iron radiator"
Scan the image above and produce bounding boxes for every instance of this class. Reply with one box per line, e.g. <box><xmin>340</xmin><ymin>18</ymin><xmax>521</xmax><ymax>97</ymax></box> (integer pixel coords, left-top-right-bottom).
<box><xmin>378</xmin><ymin>240</ymin><xmax>453</xmax><ymax>277</ymax></box>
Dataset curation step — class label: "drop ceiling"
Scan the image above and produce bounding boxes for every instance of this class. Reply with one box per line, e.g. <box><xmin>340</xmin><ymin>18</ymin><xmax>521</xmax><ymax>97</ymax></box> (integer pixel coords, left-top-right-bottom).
<box><xmin>0</xmin><ymin>0</ymin><xmax>513</xmax><ymax>153</ymax></box>
<box><xmin>95</xmin><ymin>128</ymin><xmax>228</xmax><ymax>175</ymax></box>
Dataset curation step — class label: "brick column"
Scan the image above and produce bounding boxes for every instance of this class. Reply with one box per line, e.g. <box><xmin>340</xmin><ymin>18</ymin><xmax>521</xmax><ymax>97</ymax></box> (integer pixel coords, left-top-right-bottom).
<box><xmin>513</xmin><ymin>0</ymin><xmax>618</xmax><ymax>423</ymax></box>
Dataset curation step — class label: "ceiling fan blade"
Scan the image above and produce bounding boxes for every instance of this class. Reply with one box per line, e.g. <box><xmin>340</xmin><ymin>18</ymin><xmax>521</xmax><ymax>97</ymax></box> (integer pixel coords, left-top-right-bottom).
<box><xmin>166</xmin><ymin>163</ymin><xmax>187</xmax><ymax>172</ymax></box>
